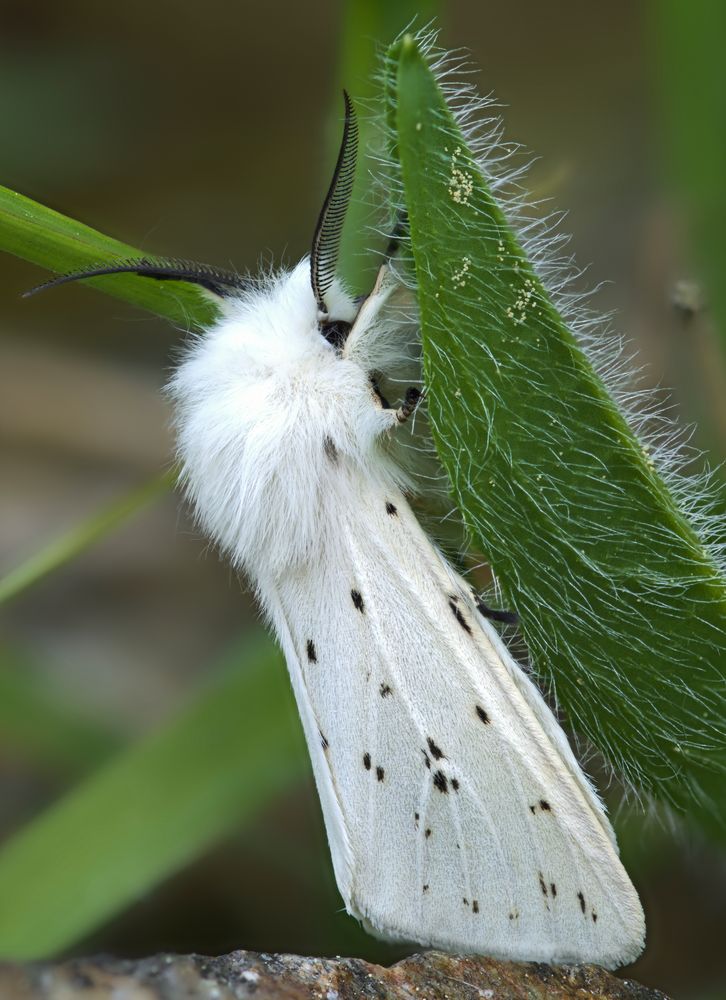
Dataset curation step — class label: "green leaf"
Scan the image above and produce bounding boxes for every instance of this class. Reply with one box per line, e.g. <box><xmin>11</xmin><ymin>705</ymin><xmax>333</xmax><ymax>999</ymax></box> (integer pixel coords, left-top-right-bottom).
<box><xmin>0</xmin><ymin>470</ymin><xmax>174</xmax><ymax>606</ymax></box>
<box><xmin>391</xmin><ymin>36</ymin><xmax>726</xmax><ymax>833</ymax></box>
<box><xmin>0</xmin><ymin>184</ymin><xmax>217</xmax><ymax>329</ymax></box>
<box><xmin>0</xmin><ymin>636</ymin><xmax>305</xmax><ymax>959</ymax></box>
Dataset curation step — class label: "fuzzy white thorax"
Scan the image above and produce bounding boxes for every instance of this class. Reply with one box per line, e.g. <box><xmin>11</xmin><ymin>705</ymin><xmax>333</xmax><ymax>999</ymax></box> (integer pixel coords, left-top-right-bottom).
<box><xmin>168</xmin><ymin>258</ymin><xmax>408</xmax><ymax>577</ymax></box>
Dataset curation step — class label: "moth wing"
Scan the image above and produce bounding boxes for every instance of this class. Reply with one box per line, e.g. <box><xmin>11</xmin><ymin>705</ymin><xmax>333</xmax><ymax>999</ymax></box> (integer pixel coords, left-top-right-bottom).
<box><xmin>263</xmin><ymin>479</ymin><xmax>644</xmax><ymax>968</ymax></box>
<box><xmin>260</xmin><ymin>583</ymin><xmax>356</xmax><ymax>903</ymax></box>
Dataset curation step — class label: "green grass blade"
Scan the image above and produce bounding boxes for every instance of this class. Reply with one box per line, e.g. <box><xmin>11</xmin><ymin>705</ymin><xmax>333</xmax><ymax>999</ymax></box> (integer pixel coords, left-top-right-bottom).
<box><xmin>0</xmin><ymin>470</ymin><xmax>174</xmax><ymax>605</ymax></box>
<box><xmin>0</xmin><ymin>185</ymin><xmax>217</xmax><ymax>328</ymax></box>
<box><xmin>336</xmin><ymin>0</ymin><xmax>438</xmax><ymax>294</ymax></box>
<box><xmin>0</xmin><ymin>635</ymin><xmax>304</xmax><ymax>959</ymax></box>
<box><xmin>391</xmin><ymin>36</ymin><xmax>726</xmax><ymax>833</ymax></box>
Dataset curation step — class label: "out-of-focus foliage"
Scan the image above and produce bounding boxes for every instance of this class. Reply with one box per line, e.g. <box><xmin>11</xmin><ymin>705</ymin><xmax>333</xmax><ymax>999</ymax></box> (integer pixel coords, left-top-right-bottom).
<box><xmin>0</xmin><ymin>471</ymin><xmax>174</xmax><ymax>605</ymax></box>
<box><xmin>0</xmin><ymin>637</ymin><xmax>302</xmax><ymax>959</ymax></box>
<box><xmin>0</xmin><ymin>646</ymin><xmax>122</xmax><ymax>777</ymax></box>
<box><xmin>655</xmin><ymin>2</ymin><xmax>726</xmax><ymax>350</ymax></box>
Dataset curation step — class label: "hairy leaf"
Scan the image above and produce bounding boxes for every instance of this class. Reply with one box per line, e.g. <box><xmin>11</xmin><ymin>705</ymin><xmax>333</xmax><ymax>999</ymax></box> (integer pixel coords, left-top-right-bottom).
<box><xmin>390</xmin><ymin>35</ymin><xmax>726</xmax><ymax>834</ymax></box>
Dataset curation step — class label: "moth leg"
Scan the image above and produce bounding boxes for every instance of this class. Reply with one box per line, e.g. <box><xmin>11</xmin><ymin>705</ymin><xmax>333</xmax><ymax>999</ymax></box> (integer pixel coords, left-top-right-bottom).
<box><xmin>384</xmin><ymin>211</ymin><xmax>409</xmax><ymax>263</ymax></box>
<box><xmin>475</xmin><ymin>598</ymin><xmax>519</xmax><ymax>626</ymax></box>
<box><xmin>370</xmin><ymin>373</ymin><xmax>392</xmax><ymax>410</ymax></box>
<box><xmin>396</xmin><ymin>386</ymin><xmax>425</xmax><ymax>424</ymax></box>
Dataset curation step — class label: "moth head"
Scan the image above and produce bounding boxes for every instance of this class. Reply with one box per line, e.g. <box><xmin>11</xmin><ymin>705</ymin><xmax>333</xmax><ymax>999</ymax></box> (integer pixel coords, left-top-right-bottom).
<box><xmin>309</xmin><ymin>90</ymin><xmax>358</xmax><ymax>351</ymax></box>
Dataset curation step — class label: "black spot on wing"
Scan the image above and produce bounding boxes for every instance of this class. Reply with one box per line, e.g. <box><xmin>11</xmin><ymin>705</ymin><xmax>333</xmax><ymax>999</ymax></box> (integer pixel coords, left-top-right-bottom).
<box><xmin>323</xmin><ymin>436</ymin><xmax>339</xmax><ymax>463</ymax></box>
<box><xmin>538</xmin><ymin>873</ymin><xmax>557</xmax><ymax>906</ymax></box>
<box><xmin>385</xmin><ymin>502</ymin><xmax>398</xmax><ymax>516</ymax></box>
<box><xmin>592</xmin><ymin>910</ymin><xmax>598</xmax><ymax>923</ymax></box>
<box><xmin>433</xmin><ymin>770</ymin><xmax>448</xmax><ymax>793</ymax></box>
<box><xmin>380</xmin><ymin>683</ymin><xmax>392</xmax><ymax>697</ymax></box>
<box><xmin>451</xmin><ymin>778</ymin><xmax>460</xmax><ymax>791</ymax></box>
<box><xmin>351</xmin><ymin>589</ymin><xmax>365</xmax><ymax>613</ymax></box>
<box><xmin>425</xmin><ymin>828</ymin><xmax>432</xmax><ymax>838</ymax></box>
<box><xmin>306</xmin><ymin>640</ymin><xmax>317</xmax><ymax>663</ymax></box>
<box><xmin>530</xmin><ymin>799</ymin><xmax>553</xmax><ymax>815</ymax></box>
<box><xmin>427</xmin><ymin>737</ymin><xmax>445</xmax><ymax>760</ymax></box>
<box><xmin>422</xmin><ymin>884</ymin><xmax>429</xmax><ymax>893</ymax></box>
<box><xmin>376</xmin><ymin>766</ymin><xmax>385</xmax><ymax>782</ymax></box>
<box><xmin>472</xmin><ymin>900</ymin><xmax>479</xmax><ymax>914</ymax></box>
<box><xmin>449</xmin><ymin>599</ymin><xmax>472</xmax><ymax>634</ymax></box>
<box><xmin>422</xmin><ymin>749</ymin><xmax>431</xmax><ymax>769</ymax></box>
<box><xmin>578</xmin><ymin>891</ymin><xmax>586</xmax><ymax>914</ymax></box>
<box><xmin>475</xmin><ymin>705</ymin><xmax>490</xmax><ymax>725</ymax></box>
<box><xmin>363</xmin><ymin>752</ymin><xmax>371</xmax><ymax>770</ymax></box>
<box><xmin>320</xmin><ymin>731</ymin><xmax>329</xmax><ymax>750</ymax></box>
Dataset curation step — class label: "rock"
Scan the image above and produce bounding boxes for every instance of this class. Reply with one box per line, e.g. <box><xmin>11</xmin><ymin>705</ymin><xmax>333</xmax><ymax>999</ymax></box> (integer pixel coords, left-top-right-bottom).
<box><xmin>0</xmin><ymin>950</ymin><xmax>670</xmax><ymax>1000</ymax></box>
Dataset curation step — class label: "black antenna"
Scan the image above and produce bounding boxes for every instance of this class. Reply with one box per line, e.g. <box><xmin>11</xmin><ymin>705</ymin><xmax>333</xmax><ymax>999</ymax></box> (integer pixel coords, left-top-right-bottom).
<box><xmin>310</xmin><ymin>91</ymin><xmax>358</xmax><ymax>314</ymax></box>
<box><xmin>23</xmin><ymin>257</ymin><xmax>250</xmax><ymax>300</ymax></box>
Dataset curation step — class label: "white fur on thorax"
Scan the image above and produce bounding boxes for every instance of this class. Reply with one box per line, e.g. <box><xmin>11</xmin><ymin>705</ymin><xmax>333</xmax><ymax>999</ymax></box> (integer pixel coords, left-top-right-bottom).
<box><xmin>168</xmin><ymin>259</ymin><xmax>406</xmax><ymax>576</ymax></box>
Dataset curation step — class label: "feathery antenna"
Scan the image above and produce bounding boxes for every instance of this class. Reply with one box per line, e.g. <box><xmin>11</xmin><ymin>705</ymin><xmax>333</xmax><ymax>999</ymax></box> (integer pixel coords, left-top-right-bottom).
<box><xmin>310</xmin><ymin>91</ymin><xmax>358</xmax><ymax>314</ymax></box>
<box><xmin>23</xmin><ymin>257</ymin><xmax>249</xmax><ymax>300</ymax></box>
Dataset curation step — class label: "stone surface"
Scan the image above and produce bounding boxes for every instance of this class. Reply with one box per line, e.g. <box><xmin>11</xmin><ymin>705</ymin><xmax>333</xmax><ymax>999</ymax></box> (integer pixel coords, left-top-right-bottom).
<box><xmin>0</xmin><ymin>950</ymin><xmax>670</xmax><ymax>1000</ymax></box>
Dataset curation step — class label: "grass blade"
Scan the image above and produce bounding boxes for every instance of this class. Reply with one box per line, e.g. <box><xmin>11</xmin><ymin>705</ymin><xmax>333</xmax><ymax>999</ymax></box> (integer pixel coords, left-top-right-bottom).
<box><xmin>336</xmin><ymin>0</ymin><xmax>438</xmax><ymax>294</ymax></box>
<box><xmin>0</xmin><ymin>470</ymin><xmax>174</xmax><ymax>606</ymax></box>
<box><xmin>0</xmin><ymin>185</ymin><xmax>217</xmax><ymax>329</ymax></box>
<box><xmin>390</xmin><ymin>35</ymin><xmax>726</xmax><ymax>834</ymax></box>
<box><xmin>0</xmin><ymin>636</ymin><xmax>304</xmax><ymax>959</ymax></box>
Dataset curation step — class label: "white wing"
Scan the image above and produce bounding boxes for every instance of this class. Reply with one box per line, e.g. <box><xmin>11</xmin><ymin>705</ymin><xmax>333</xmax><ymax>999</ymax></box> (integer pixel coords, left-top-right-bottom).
<box><xmin>258</xmin><ymin>472</ymin><xmax>645</xmax><ymax>969</ymax></box>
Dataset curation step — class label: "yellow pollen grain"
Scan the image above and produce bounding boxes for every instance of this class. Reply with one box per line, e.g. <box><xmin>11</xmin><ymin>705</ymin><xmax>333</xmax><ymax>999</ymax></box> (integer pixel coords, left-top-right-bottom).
<box><xmin>452</xmin><ymin>256</ymin><xmax>471</xmax><ymax>288</ymax></box>
<box><xmin>447</xmin><ymin>146</ymin><xmax>473</xmax><ymax>206</ymax></box>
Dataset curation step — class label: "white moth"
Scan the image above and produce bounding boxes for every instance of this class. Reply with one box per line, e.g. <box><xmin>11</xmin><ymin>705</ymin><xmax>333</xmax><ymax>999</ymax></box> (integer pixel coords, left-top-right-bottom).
<box><xmin>26</xmin><ymin>94</ymin><xmax>644</xmax><ymax>968</ymax></box>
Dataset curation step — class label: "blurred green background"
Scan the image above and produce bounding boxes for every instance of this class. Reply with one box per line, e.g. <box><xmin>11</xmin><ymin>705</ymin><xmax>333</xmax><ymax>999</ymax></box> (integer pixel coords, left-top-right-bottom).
<box><xmin>1</xmin><ymin>2</ymin><xmax>725</xmax><ymax>998</ymax></box>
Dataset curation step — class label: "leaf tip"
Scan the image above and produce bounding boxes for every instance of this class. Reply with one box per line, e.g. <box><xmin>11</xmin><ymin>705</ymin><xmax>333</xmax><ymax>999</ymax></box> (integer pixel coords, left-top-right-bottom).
<box><xmin>400</xmin><ymin>33</ymin><xmax>418</xmax><ymax>57</ymax></box>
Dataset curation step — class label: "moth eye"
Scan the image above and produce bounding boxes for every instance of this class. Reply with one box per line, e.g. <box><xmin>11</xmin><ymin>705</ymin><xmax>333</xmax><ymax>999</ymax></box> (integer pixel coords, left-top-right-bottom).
<box><xmin>319</xmin><ymin>319</ymin><xmax>352</xmax><ymax>350</ymax></box>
